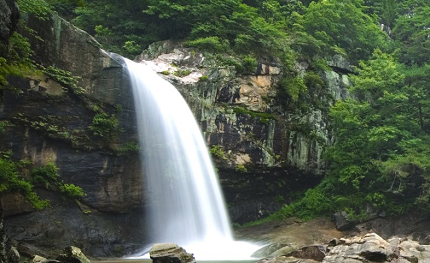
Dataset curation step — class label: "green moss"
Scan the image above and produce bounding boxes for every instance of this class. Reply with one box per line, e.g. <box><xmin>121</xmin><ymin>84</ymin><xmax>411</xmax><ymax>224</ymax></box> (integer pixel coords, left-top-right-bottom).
<box><xmin>236</xmin><ymin>164</ymin><xmax>247</xmax><ymax>173</ymax></box>
<box><xmin>209</xmin><ymin>145</ymin><xmax>227</xmax><ymax>160</ymax></box>
<box><xmin>199</xmin><ymin>75</ymin><xmax>209</xmax><ymax>81</ymax></box>
<box><xmin>174</xmin><ymin>69</ymin><xmax>191</xmax><ymax>77</ymax></box>
<box><xmin>113</xmin><ymin>141</ymin><xmax>140</xmax><ymax>155</ymax></box>
<box><xmin>233</xmin><ymin>107</ymin><xmax>275</xmax><ymax>123</ymax></box>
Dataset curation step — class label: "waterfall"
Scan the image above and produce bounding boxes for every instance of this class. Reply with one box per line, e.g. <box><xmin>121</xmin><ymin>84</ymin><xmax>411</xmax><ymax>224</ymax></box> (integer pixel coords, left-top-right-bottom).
<box><xmin>125</xmin><ymin>59</ymin><xmax>259</xmax><ymax>260</ymax></box>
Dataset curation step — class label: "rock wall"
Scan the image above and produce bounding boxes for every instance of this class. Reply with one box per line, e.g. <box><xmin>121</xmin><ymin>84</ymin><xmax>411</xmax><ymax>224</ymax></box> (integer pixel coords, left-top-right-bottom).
<box><xmin>137</xmin><ymin>41</ymin><xmax>350</xmax><ymax>223</ymax></box>
<box><xmin>1</xmin><ymin>13</ymin><xmax>146</xmax><ymax>257</ymax></box>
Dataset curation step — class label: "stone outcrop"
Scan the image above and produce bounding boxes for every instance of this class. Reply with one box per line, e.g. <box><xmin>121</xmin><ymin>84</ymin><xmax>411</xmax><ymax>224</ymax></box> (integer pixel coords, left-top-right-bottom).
<box><xmin>150</xmin><ymin>244</ymin><xmax>195</xmax><ymax>263</ymax></box>
<box><xmin>137</xmin><ymin>41</ymin><xmax>350</xmax><ymax>223</ymax></box>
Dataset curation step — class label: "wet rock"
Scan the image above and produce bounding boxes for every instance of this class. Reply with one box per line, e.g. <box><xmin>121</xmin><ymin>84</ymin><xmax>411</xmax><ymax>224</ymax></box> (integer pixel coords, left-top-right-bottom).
<box><xmin>150</xmin><ymin>244</ymin><xmax>195</xmax><ymax>263</ymax></box>
<box><xmin>56</xmin><ymin>246</ymin><xmax>91</xmax><ymax>263</ymax></box>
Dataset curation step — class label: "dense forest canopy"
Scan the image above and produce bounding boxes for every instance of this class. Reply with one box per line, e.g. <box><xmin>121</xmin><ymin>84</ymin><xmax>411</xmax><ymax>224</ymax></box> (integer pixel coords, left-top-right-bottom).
<box><xmin>2</xmin><ymin>0</ymin><xmax>430</xmax><ymax>222</ymax></box>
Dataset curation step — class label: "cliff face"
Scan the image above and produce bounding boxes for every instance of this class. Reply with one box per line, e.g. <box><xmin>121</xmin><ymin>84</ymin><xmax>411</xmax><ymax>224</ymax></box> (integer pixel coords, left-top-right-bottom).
<box><xmin>1</xmin><ymin>8</ymin><xmax>351</xmax><ymax>257</ymax></box>
<box><xmin>1</xmin><ymin>14</ymin><xmax>147</xmax><ymax>257</ymax></box>
<box><xmin>137</xmin><ymin>41</ymin><xmax>351</xmax><ymax>223</ymax></box>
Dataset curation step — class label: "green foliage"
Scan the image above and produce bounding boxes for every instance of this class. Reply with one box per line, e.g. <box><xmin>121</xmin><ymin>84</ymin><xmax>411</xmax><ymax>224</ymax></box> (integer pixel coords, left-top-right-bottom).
<box><xmin>242</xmin><ymin>55</ymin><xmax>258</xmax><ymax>74</ymax></box>
<box><xmin>31</xmin><ymin>162</ymin><xmax>85</xmax><ymax>198</ymax></box>
<box><xmin>0</xmin><ymin>121</ymin><xmax>12</xmax><ymax>134</ymax></box>
<box><xmin>17</xmin><ymin>0</ymin><xmax>52</xmax><ymax>20</ymax></box>
<box><xmin>209</xmin><ymin>145</ymin><xmax>227</xmax><ymax>160</ymax></box>
<box><xmin>31</xmin><ymin>162</ymin><xmax>59</xmax><ymax>189</ymax></box>
<box><xmin>89</xmin><ymin>112</ymin><xmax>121</xmax><ymax>140</ymax></box>
<box><xmin>199</xmin><ymin>75</ymin><xmax>209</xmax><ymax>81</ymax></box>
<box><xmin>59</xmin><ymin>183</ymin><xmax>85</xmax><ymax>198</ymax></box>
<box><xmin>173</xmin><ymin>69</ymin><xmax>191</xmax><ymax>77</ymax></box>
<box><xmin>41</xmin><ymin>66</ymin><xmax>85</xmax><ymax>94</ymax></box>
<box><xmin>279</xmin><ymin>75</ymin><xmax>307</xmax><ymax>102</ymax></box>
<box><xmin>114</xmin><ymin>142</ymin><xmax>140</xmax><ymax>155</ymax></box>
<box><xmin>300</xmin><ymin>0</ymin><xmax>389</xmax><ymax>62</ymax></box>
<box><xmin>0</xmin><ymin>31</ymin><xmax>35</xmax><ymax>86</ymax></box>
<box><xmin>0</xmin><ymin>153</ymin><xmax>47</xmax><ymax>209</ymax></box>
<box><xmin>0</xmin><ymin>154</ymin><xmax>57</xmax><ymax>210</ymax></box>
<box><xmin>185</xmin><ymin>37</ymin><xmax>230</xmax><ymax>53</ymax></box>
<box><xmin>393</xmin><ymin>4</ymin><xmax>430</xmax><ymax>65</ymax></box>
<box><xmin>233</xmin><ymin>107</ymin><xmax>275</xmax><ymax>123</ymax></box>
<box><xmin>236</xmin><ymin>164</ymin><xmax>247</xmax><ymax>173</ymax></box>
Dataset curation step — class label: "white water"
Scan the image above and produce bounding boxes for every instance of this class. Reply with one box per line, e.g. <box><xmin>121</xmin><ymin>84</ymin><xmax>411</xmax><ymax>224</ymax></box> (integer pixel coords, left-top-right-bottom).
<box><xmin>125</xmin><ymin>59</ymin><xmax>259</xmax><ymax>260</ymax></box>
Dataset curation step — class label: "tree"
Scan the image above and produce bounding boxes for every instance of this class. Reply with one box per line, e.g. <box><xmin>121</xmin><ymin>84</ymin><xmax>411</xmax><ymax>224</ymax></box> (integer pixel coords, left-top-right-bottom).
<box><xmin>393</xmin><ymin>2</ymin><xmax>430</xmax><ymax>65</ymax></box>
<box><xmin>300</xmin><ymin>0</ymin><xmax>389</xmax><ymax>63</ymax></box>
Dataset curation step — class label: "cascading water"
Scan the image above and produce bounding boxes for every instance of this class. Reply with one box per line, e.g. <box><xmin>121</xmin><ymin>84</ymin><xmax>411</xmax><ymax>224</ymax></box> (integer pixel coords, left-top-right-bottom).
<box><xmin>125</xmin><ymin>59</ymin><xmax>259</xmax><ymax>260</ymax></box>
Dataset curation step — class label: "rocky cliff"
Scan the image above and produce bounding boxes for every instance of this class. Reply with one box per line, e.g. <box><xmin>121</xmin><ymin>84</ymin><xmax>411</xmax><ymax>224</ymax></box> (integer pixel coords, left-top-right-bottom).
<box><xmin>1</xmin><ymin>5</ymin><xmax>351</xmax><ymax>258</ymax></box>
<box><xmin>137</xmin><ymin>41</ymin><xmax>350</xmax><ymax>223</ymax></box>
<box><xmin>1</xmin><ymin>12</ymin><xmax>146</xmax><ymax>257</ymax></box>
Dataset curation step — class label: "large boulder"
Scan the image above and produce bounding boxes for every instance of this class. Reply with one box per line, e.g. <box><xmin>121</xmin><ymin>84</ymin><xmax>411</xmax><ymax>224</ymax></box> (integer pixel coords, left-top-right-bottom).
<box><xmin>150</xmin><ymin>244</ymin><xmax>195</xmax><ymax>263</ymax></box>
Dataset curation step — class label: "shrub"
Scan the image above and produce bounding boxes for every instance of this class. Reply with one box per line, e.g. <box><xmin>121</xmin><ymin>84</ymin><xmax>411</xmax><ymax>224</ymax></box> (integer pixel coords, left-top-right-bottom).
<box><xmin>209</xmin><ymin>145</ymin><xmax>227</xmax><ymax>160</ymax></box>
<box><xmin>89</xmin><ymin>112</ymin><xmax>121</xmax><ymax>140</ymax></box>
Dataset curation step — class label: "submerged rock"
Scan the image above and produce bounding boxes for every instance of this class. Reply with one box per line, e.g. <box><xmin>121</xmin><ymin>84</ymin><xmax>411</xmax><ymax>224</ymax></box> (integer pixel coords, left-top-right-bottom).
<box><xmin>150</xmin><ymin>244</ymin><xmax>195</xmax><ymax>263</ymax></box>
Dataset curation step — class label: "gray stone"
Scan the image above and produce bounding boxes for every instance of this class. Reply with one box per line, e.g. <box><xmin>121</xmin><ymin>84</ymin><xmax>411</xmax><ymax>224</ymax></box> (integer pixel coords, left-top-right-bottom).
<box><xmin>150</xmin><ymin>244</ymin><xmax>195</xmax><ymax>263</ymax></box>
<box><xmin>56</xmin><ymin>246</ymin><xmax>91</xmax><ymax>263</ymax></box>
<box><xmin>333</xmin><ymin>211</ymin><xmax>355</xmax><ymax>231</ymax></box>
<box><xmin>287</xmin><ymin>245</ymin><xmax>326</xmax><ymax>261</ymax></box>
<box><xmin>326</xmin><ymin>55</ymin><xmax>353</xmax><ymax>73</ymax></box>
